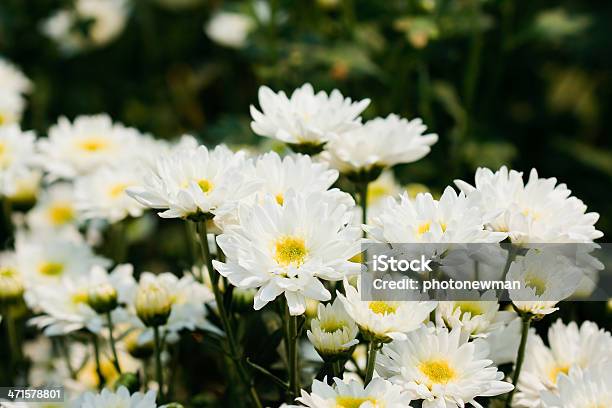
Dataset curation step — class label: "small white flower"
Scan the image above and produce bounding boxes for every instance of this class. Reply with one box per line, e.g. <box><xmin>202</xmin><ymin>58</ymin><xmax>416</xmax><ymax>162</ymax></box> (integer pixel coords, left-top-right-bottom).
<box><xmin>250</xmin><ymin>83</ymin><xmax>370</xmax><ymax>151</ymax></box>
<box><xmin>455</xmin><ymin>166</ymin><xmax>603</xmax><ymax>243</ymax></box>
<box><xmin>377</xmin><ymin>326</ymin><xmax>514</xmax><ymax>407</ymax></box>
<box><xmin>307</xmin><ymin>297</ymin><xmax>358</xmax><ymax>360</ymax></box>
<box><xmin>128</xmin><ymin>144</ymin><xmax>259</xmax><ymax>220</ymax></box>
<box><xmin>214</xmin><ymin>191</ymin><xmax>362</xmax><ymax>315</ymax></box>
<box><xmin>292</xmin><ymin>377</ymin><xmax>412</xmax><ymax>408</ymax></box>
<box><xmin>322</xmin><ymin>114</ymin><xmax>438</xmax><ymax>175</ymax></box>
<box><xmin>205</xmin><ymin>11</ymin><xmax>254</xmax><ymax>48</ymax></box>
<box><xmin>29</xmin><ymin>264</ymin><xmax>136</xmax><ymax>335</ymax></box>
<box><xmin>26</xmin><ymin>183</ymin><xmax>80</xmax><ymax>232</ymax></box>
<box><xmin>337</xmin><ymin>278</ymin><xmax>436</xmax><ymax>342</ymax></box>
<box><xmin>39</xmin><ymin>114</ymin><xmax>145</xmax><ymax>179</ymax></box>
<box><xmin>540</xmin><ymin>360</ymin><xmax>612</xmax><ymax>408</ymax></box>
<box><xmin>0</xmin><ymin>125</ymin><xmax>38</xmax><ymax>197</ymax></box>
<box><xmin>75</xmin><ymin>163</ymin><xmax>146</xmax><ymax>223</ymax></box>
<box><xmin>507</xmin><ymin>249</ymin><xmax>583</xmax><ymax>316</ymax></box>
<box><xmin>73</xmin><ymin>386</ymin><xmax>157</xmax><ymax>408</ymax></box>
<box><xmin>42</xmin><ymin>0</ymin><xmax>129</xmax><ymax>53</ymax></box>
<box><xmin>0</xmin><ymin>58</ymin><xmax>32</xmax><ymax>96</ymax></box>
<box><xmin>514</xmin><ymin>319</ymin><xmax>612</xmax><ymax>408</ymax></box>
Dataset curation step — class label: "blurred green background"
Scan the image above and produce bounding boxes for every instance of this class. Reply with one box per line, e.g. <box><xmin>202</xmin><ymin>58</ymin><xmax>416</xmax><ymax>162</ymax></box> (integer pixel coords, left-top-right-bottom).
<box><xmin>1</xmin><ymin>0</ymin><xmax>610</xmax><ymax>234</ymax></box>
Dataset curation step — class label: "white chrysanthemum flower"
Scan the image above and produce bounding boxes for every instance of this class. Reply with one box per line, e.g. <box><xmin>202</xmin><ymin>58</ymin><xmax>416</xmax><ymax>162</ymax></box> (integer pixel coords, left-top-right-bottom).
<box><xmin>307</xmin><ymin>297</ymin><xmax>358</xmax><ymax>360</ymax></box>
<box><xmin>0</xmin><ymin>125</ymin><xmax>38</xmax><ymax>197</ymax></box>
<box><xmin>377</xmin><ymin>326</ymin><xmax>514</xmax><ymax>408</ymax></box>
<box><xmin>322</xmin><ymin>114</ymin><xmax>438</xmax><ymax>175</ymax></box>
<box><xmin>541</xmin><ymin>360</ymin><xmax>612</xmax><ymax>408</ymax></box>
<box><xmin>26</xmin><ymin>183</ymin><xmax>80</xmax><ymax>232</ymax></box>
<box><xmin>205</xmin><ymin>11</ymin><xmax>254</xmax><ymax>48</ymax></box>
<box><xmin>507</xmin><ymin>249</ymin><xmax>583</xmax><ymax>316</ymax></box>
<box><xmin>455</xmin><ymin>166</ymin><xmax>603</xmax><ymax>243</ymax></box>
<box><xmin>214</xmin><ymin>191</ymin><xmax>361</xmax><ymax>315</ymax></box>
<box><xmin>250</xmin><ymin>83</ymin><xmax>370</xmax><ymax>152</ymax></box>
<box><xmin>0</xmin><ymin>91</ymin><xmax>26</xmax><ymax>126</ymax></box>
<box><xmin>127</xmin><ymin>144</ymin><xmax>259</xmax><ymax>220</ymax></box>
<box><xmin>337</xmin><ymin>278</ymin><xmax>436</xmax><ymax>342</ymax></box>
<box><xmin>42</xmin><ymin>0</ymin><xmax>129</xmax><ymax>53</ymax></box>
<box><xmin>130</xmin><ymin>272</ymin><xmax>214</xmax><ymax>341</ymax></box>
<box><xmin>29</xmin><ymin>264</ymin><xmax>136</xmax><ymax>335</ymax></box>
<box><xmin>435</xmin><ymin>291</ymin><xmax>517</xmax><ymax>339</ymax></box>
<box><xmin>514</xmin><ymin>319</ymin><xmax>612</xmax><ymax>408</ymax></box>
<box><xmin>0</xmin><ymin>58</ymin><xmax>32</xmax><ymax>96</ymax></box>
<box><xmin>73</xmin><ymin>386</ymin><xmax>157</xmax><ymax>408</ymax></box>
<box><xmin>39</xmin><ymin>114</ymin><xmax>144</xmax><ymax>179</ymax></box>
<box><xmin>365</xmin><ymin>187</ymin><xmax>506</xmax><ymax>261</ymax></box>
<box><xmin>291</xmin><ymin>377</ymin><xmax>412</xmax><ymax>408</ymax></box>
<box><xmin>15</xmin><ymin>232</ymin><xmax>110</xmax><ymax>293</ymax></box>
<box><xmin>75</xmin><ymin>164</ymin><xmax>146</xmax><ymax>223</ymax></box>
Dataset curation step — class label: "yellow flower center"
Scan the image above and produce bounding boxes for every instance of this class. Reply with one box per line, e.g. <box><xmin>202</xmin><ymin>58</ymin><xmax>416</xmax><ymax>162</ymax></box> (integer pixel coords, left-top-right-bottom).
<box><xmin>335</xmin><ymin>396</ymin><xmax>378</xmax><ymax>408</ymax></box>
<box><xmin>454</xmin><ymin>301</ymin><xmax>484</xmax><ymax>318</ymax></box>
<box><xmin>419</xmin><ymin>359</ymin><xmax>456</xmax><ymax>385</ymax></box>
<box><xmin>197</xmin><ymin>179</ymin><xmax>213</xmax><ymax>194</ymax></box>
<box><xmin>108</xmin><ymin>182</ymin><xmax>129</xmax><ymax>198</ymax></box>
<box><xmin>417</xmin><ymin>221</ymin><xmax>431</xmax><ymax>236</ymax></box>
<box><xmin>319</xmin><ymin>318</ymin><xmax>346</xmax><ymax>333</ymax></box>
<box><xmin>275</xmin><ymin>193</ymin><xmax>284</xmax><ymax>205</ymax></box>
<box><xmin>77</xmin><ymin>137</ymin><xmax>110</xmax><ymax>152</ymax></box>
<box><xmin>48</xmin><ymin>203</ymin><xmax>75</xmax><ymax>225</ymax></box>
<box><xmin>0</xmin><ymin>113</ymin><xmax>5</xmax><ymax>126</ymax></box>
<box><xmin>549</xmin><ymin>364</ymin><xmax>570</xmax><ymax>384</ymax></box>
<box><xmin>367</xmin><ymin>183</ymin><xmax>391</xmax><ymax>206</ymax></box>
<box><xmin>0</xmin><ymin>141</ymin><xmax>9</xmax><ymax>168</ymax></box>
<box><xmin>274</xmin><ymin>236</ymin><xmax>307</xmax><ymax>267</ymax></box>
<box><xmin>38</xmin><ymin>261</ymin><xmax>65</xmax><ymax>277</ymax></box>
<box><xmin>521</xmin><ymin>208</ymin><xmax>542</xmax><ymax>221</ymax></box>
<box><xmin>368</xmin><ymin>301</ymin><xmax>398</xmax><ymax>315</ymax></box>
<box><xmin>71</xmin><ymin>290</ymin><xmax>89</xmax><ymax>305</ymax></box>
<box><xmin>525</xmin><ymin>275</ymin><xmax>547</xmax><ymax>296</ymax></box>
<box><xmin>0</xmin><ymin>266</ymin><xmax>17</xmax><ymax>278</ymax></box>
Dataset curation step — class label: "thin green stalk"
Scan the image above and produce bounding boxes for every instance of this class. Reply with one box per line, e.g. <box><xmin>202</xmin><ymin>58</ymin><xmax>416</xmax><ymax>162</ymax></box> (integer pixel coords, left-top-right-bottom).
<box><xmin>153</xmin><ymin>325</ymin><xmax>164</xmax><ymax>401</ymax></box>
<box><xmin>6</xmin><ymin>310</ymin><xmax>21</xmax><ymax>381</ymax></box>
<box><xmin>357</xmin><ymin>181</ymin><xmax>369</xmax><ymax>232</ymax></box>
<box><xmin>195</xmin><ymin>220</ymin><xmax>262</xmax><ymax>408</ymax></box>
<box><xmin>59</xmin><ymin>337</ymin><xmax>77</xmax><ymax>379</ymax></box>
<box><xmin>106</xmin><ymin>312</ymin><xmax>121</xmax><ymax>374</ymax></box>
<box><xmin>331</xmin><ymin>360</ymin><xmax>343</xmax><ymax>378</ymax></box>
<box><xmin>505</xmin><ymin>314</ymin><xmax>532</xmax><ymax>407</ymax></box>
<box><xmin>364</xmin><ymin>340</ymin><xmax>379</xmax><ymax>385</ymax></box>
<box><xmin>501</xmin><ymin>245</ymin><xmax>517</xmax><ymax>281</ymax></box>
<box><xmin>92</xmin><ymin>334</ymin><xmax>104</xmax><ymax>390</ymax></box>
<box><xmin>286</xmin><ymin>310</ymin><xmax>300</xmax><ymax>400</ymax></box>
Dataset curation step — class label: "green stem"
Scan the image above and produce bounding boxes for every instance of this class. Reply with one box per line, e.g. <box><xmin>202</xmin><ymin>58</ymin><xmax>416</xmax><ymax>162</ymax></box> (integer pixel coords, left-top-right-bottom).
<box><xmin>357</xmin><ymin>181</ymin><xmax>369</xmax><ymax>233</ymax></box>
<box><xmin>195</xmin><ymin>220</ymin><xmax>262</xmax><ymax>408</ymax></box>
<box><xmin>92</xmin><ymin>334</ymin><xmax>104</xmax><ymax>390</ymax></box>
<box><xmin>6</xmin><ymin>310</ymin><xmax>21</xmax><ymax>381</ymax></box>
<box><xmin>331</xmin><ymin>360</ymin><xmax>342</xmax><ymax>378</ymax></box>
<box><xmin>501</xmin><ymin>245</ymin><xmax>517</xmax><ymax>281</ymax></box>
<box><xmin>153</xmin><ymin>325</ymin><xmax>164</xmax><ymax>401</ymax></box>
<box><xmin>286</xmin><ymin>310</ymin><xmax>300</xmax><ymax>400</ymax></box>
<box><xmin>59</xmin><ymin>337</ymin><xmax>77</xmax><ymax>379</ymax></box>
<box><xmin>364</xmin><ymin>340</ymin><xmax>379</xmax><ymax>385</ymax></box>
<box><xmin>505</xmin><ymin>314</ymin><xmax>532</xmax><ymax>407</ymax></box>
<box><xmin>106</xmin><ymin>312</ymin><xmax>122</xmax><ymax>374</ymax></box>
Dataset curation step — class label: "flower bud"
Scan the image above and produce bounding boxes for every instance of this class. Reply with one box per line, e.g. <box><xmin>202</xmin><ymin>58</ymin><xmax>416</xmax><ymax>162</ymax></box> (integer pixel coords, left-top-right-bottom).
<box><xmin>135</xmin><ymin>282</ymin><xmax>173</xmax><ymax>327</ymax></box>
<box><xmin>0</xmin><ymin>267</ymin><xmax>24</xmax><ymax>305</ymax></box>
<box><xmin>87</xmin><ymin>283</ymin><xmax>118</xmax><ymax>314</ymax></box>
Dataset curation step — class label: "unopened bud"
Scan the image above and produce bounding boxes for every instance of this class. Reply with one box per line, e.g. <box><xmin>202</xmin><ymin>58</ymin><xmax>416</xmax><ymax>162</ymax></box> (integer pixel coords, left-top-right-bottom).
<box><xmin>87</xmin><ymin>283</ymin><xmax>118</xmax><ymax>314</ymax></box>
<box><xmin>135</xmin><ymin>282</ymin><xmax>173</xmax><ymax>327</ymax></box>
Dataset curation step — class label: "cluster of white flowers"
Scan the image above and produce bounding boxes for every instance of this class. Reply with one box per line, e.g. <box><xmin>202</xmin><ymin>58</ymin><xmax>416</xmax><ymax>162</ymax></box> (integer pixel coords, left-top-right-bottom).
<box><xmin>0</xmin><ymin>82</ymin><xmax>607</xmax><ymax>408</ymax></box>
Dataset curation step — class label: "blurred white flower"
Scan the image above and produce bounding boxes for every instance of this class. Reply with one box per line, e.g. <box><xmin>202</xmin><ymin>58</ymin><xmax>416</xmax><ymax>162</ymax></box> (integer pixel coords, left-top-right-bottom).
<box><xmin>291</xmin><ymin>377</ymin><xmax>412</xmax><ymax>408</ymax></box>
<box><xmin>0</xmin><ymin>91</ymin><xmax>26</xmax><ymax>126</ymax></box>
<box><xmin>507</xmin><ymin>249</ymin><xmax>583</xmax><ymax>317</ymax></box>
<box><xmin>0</xmin><ymin>58</ymin><xmax>31</xmax><ymax>125</ymax></box>
<box><xmin>75</xmin><ymin>164</ymin><xmax>146</xmax><ymax>223</ymax></box>
<box><xmin>540</xmin><ymin>360</ymin><xmax>612</xmax><ymax>408</ymax></box>
<box><xmin>214</xmin><ymin>191</ymin><xmax>361</xmax><ymax>315</ymax></box>
<box><xmin>322</xmin><ymin>114</ymin><xmax>438</xmax><ymax>175</ymax></box>
<box><xmin>39</xmin><ymin>114</ymin><xmax>144</xmax><ymax>179</ymax></box>
<box><xmin>205</xmin><ymin>11</ymin><xmax>254</xmax><ymax>48</ymax></box>
<box><xmin>42</xmin><ymin>0</ymin><xmax>129</xmax><ymax>53</ymax></box>
<box><xmin>337</xmin><ymin>278</ymin><xmax>436</xmax><ymax>342</ymax></box>
<box><xmin>250</xmin><ymin>83</ymin><xmax>370</xmax><ymax>152</ymax></box>
<box><xmin>0</xmin><ymin>251</ymin><xmax>24</xmax><ymax>303</ymax></box>
<box><xmin>365</xmin><ymin>187</ymin><xmax>506</xmax><ymax>259</ymax></box>
<box><xmin>514</xmin><ymin>319</ymin><xmax>612</xmax><ymax>408</ymax></box>
<box><xmin>128</xmin><ymin>144</ymin><xmax>259</xmax><ymax>220</ymax></box>
<box><xmin>4</xmin><ymin>167</ymin><xmax>42</xmax><ymax>205</ymax></box>
<box><xmin>73</xmin><ymin>386</ymin><xmax>157</xmax><ymax>408</ymax></box>
<box><xmin>29</xmin><ymin>264</ymin><xmax>136</xmax><ymax>335</ymax></box>
<box><xmin>130</xmin><ymin>272</ymin><xmax>214</xmax><ymax>341</ymax></box>
<box><xmin>377</xmin><ymin>326</ymin><xmax>514</xmax><ymax>407</ymax></box>
<box><xmin>455</xmin><ymin>166</ymin><xmax>603</xmax><ymax>243</ymax></box>
<box><xmin>307</xmin><ymin>297</ymin><xmax>358</xmax><ymax>360</ymax></box>
<box><xmin>26</xmin><ymin>183</ymin><xmax>79</xmax><ymax>232</ymax></box>
<box><xmin>0</xmin><ymin>125</ymin><xmax>38</xmax><ymax>197</ymax></box>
